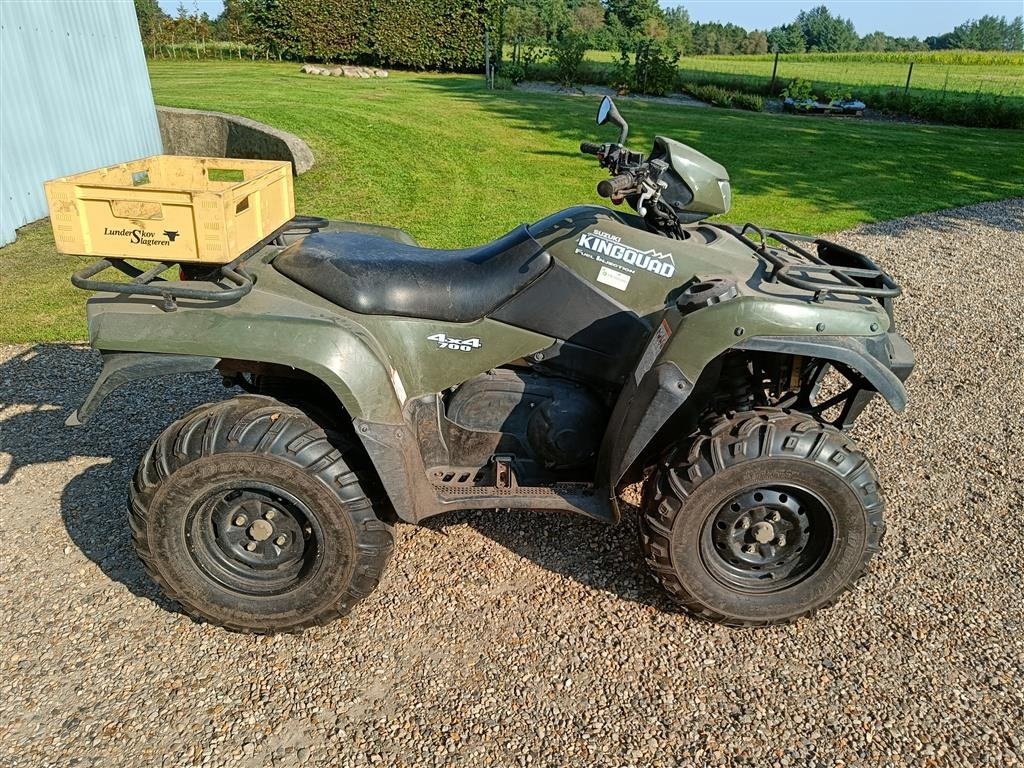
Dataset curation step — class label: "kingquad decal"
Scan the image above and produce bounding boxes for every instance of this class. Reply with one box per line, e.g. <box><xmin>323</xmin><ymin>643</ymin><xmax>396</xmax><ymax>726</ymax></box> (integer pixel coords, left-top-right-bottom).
<box><xmin>576</xmin><ymin>229</ymin><xmax>675</xmax><ymax>278</ymax></box>
<box><xmin>427</xmin><ymin>333</ymin><xmax>482</xmax><ymax>352</ymax></box>
<box><xmin>103</xmin><ymin>227</ymin><xmax>178</xmax><ymax>247</ymax></box>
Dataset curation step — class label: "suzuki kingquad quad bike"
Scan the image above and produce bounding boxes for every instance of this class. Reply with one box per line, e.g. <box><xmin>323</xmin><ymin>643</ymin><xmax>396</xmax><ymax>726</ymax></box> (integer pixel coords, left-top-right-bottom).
<box><xmin>69</xmin><ymin>97</ymin><xmax>913</xmax><ymax>633</ymax></box>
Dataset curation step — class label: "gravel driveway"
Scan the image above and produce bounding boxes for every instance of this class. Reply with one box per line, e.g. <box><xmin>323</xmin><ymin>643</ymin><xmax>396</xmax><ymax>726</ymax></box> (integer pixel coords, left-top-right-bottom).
<box><xmin>2</xmin><ymin>200</ymin><xmax>1023</xmax><ymax>767</ymax></box>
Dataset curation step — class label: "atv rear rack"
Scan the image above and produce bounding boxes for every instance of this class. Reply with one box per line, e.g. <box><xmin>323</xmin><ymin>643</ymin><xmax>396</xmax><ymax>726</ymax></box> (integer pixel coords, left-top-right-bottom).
<box><xmin>716</xmin><ymin>223</ymin><xmax>902</xmax><ymax>304</ymax></box>
<box><xmin>70</xmin><ymin>215</ymin><xmax>327</xmax><ymax>310</ymax></box>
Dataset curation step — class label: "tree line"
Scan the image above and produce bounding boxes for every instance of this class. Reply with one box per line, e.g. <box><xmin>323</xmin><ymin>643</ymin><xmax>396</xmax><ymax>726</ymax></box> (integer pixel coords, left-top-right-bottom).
<box><xmin>503</xmin><ymin>2</ymin><xmax>1023</xmax><ymax>55</ymax></box>
<box><xmin>134</xmin><ymin>0</ymin><xmax>1024</xmax><ymax>64</ymax></box>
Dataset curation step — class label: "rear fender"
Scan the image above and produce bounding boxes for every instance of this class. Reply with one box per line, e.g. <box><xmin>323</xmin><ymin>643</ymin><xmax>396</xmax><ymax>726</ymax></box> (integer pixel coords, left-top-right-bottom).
<box><xmin>83</xmin><ymin>292</ymin><xmax>406</xmax><ymax>425</ymax></box>
<box><xmin>66</xmin><ymin>352</ymin><xmax>220</xmax><ymax>426</ymax></box>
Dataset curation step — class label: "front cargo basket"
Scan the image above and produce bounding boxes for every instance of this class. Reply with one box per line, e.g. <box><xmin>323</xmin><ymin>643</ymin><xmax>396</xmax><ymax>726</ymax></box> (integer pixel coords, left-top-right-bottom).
<box><xmin>716</xmin><ymin>223</ymin><xmax>902</xmax><ymax>304</ymax></box>
<box><xmin>69</xmin><ymin>216</ymin><xmax>327</xmax><ymax>310</ymax></box>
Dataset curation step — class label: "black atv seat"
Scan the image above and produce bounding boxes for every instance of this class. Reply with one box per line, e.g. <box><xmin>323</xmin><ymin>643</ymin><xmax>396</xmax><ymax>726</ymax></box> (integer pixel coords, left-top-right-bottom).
<box><xmin>273</xmin><ymin>225</ymin><xmax>552</xmax><ymax>323</ymax></box>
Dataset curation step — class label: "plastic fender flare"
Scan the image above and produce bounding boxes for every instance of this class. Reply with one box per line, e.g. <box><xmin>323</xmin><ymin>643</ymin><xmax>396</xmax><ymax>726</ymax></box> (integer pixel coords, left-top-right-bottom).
<box><xmin>66</xmin><ymin>352</ymin><xmax>221</xmax><ymax>426</ymax></box>
<box><xmin>601</xmin><ymin>333</ymin><xmax>912</xmax><ymax>503</ymax></box>
<box><xmin>599</xmin><ymin>361</ymin><xmax>694</xmax><ymax>499</ymax></box>
<box><xmin>732</xmin><ymin>334</ymin><xmax>911</xmax><ymax>411</ymax></box>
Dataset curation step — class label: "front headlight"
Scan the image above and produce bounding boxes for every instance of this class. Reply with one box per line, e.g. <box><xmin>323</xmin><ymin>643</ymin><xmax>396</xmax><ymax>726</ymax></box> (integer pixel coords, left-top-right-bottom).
<box><xmin>718</xmin><ymin>180</ymin><xmax>732</xmax><ymax>214</ymax></box>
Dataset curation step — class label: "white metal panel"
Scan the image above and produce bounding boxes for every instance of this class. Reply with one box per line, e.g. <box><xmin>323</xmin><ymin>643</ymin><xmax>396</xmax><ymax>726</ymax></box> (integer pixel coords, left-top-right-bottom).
<box><xmin>0</xmin><ymin>0</ymin><xmax>162</xmax><ymax>245</ymax></box>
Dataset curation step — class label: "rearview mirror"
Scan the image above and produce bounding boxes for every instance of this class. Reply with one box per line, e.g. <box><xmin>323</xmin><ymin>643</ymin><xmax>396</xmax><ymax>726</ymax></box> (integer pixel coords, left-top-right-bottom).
<box><xmin>596</xmin><ymin>96</ymin><xmax>628</xmax><ymax>144</ymax></box>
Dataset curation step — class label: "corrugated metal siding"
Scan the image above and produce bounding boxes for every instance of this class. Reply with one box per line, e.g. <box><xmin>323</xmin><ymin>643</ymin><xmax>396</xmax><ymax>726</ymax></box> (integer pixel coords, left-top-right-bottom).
<box><xmin>0</xmin><ymin>0</ymin><xmax>162</xmax><ymax>245</ymax></box>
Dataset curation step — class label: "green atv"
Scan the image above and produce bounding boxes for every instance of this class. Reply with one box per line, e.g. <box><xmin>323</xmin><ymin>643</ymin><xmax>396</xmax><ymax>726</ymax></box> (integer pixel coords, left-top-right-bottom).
<box><xmin>69</xmin><ymin>97</ymin><xmax>913</xmax><ymax>633</ymax></box>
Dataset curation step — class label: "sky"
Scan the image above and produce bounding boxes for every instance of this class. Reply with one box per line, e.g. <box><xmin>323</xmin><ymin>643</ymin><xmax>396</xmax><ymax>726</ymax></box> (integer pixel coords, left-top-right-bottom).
<box><xmin>673</xmin><ymin>1</ymin><xmax>1024</xmax><ymax>39</ymax></box>
<box><xmin>158</xmin><ymin>1</ymin><xmax>1024</xmax><ymax>39</ymax></box>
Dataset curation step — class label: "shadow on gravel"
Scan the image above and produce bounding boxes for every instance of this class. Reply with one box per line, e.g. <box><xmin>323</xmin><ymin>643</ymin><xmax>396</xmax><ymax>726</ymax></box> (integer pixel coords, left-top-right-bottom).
<box><xmin>423</xmin><ymin>506</ymin><xmax>683</xmax><ymax>612</ymax></box>
<box><xmin>2</xmin><ymin>344</ymin><xmax>680</xmax><ymax>615</ymax></box>
<box><xmin>0</xmin><ymin>343</ymin><xmax>224</xmax><ymax>612</ymax></box>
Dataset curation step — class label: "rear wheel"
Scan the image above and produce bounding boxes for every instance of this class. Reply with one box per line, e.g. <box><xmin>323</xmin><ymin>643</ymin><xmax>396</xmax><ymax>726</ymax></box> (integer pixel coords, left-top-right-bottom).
<box><xmin>129</xmin><ymin>395</ymin><xmax>394</xmax><ymax>633</ymax></box>
<box><xmin>640</xmin><ymin>409</ymin><xmax>885</xmax><ymax>626</ymax></box>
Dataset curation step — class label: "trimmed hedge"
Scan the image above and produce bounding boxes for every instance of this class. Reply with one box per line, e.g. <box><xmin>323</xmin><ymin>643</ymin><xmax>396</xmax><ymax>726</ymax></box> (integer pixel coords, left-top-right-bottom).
<box><xmin>374</xmin><ymin>0</ymin><xmax>491</xmax><ymax>70</ymax></box>
<box><xmin>241</xmin><ymin>0</ymin><xmax>495</xmax><ymax>70</ymax></box>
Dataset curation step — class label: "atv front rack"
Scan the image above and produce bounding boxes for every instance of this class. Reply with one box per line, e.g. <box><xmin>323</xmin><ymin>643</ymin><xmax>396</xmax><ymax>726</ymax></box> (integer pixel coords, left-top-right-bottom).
<box><xmin>70</xmin><ymin>215</ymin><xmax>327</xmax><ymax>310</ymax></box>
<box><xmin>716</xmin><ymin>223</ymin><xmax>902</xmax><ymax>305</ymax></box>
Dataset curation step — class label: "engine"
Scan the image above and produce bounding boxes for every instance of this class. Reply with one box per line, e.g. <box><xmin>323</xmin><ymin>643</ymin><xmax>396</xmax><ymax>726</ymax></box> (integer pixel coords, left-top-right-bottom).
<box><xmin>444</xmin><ymin>369</ymin><xmax>606</xmax><ymax>484</ymax></box>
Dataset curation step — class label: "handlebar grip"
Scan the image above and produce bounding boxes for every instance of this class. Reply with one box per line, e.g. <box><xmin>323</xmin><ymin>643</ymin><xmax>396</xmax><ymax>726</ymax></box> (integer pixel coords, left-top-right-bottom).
<box><xmin>580</xmin><ymin>141</ymin><xmax>602</xmax><ymax>155</ymax></box>
<box><xmin>597</xmin><ymin>173</ymin><xmax>634</xmax><ymax>198</ymax></box>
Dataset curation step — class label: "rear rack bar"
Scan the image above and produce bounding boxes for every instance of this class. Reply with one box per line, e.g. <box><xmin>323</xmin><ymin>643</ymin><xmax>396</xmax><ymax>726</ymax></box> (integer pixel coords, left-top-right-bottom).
<box><xmin>70</xmin><ymin>215</ymin><xmax>327</xmax><ymax>310</ymax></box>
<box><xmin>714</xmin><ymin>222</ymin><xmax>902</xmax><ymax>303</ymax></box>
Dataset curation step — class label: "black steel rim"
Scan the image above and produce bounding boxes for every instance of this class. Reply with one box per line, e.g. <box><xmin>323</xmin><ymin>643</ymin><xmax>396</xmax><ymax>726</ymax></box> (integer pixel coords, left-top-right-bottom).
<box><xmin>699</xmin><ymin>485</ymin><xmax>835</xmax><ymax>593</ymax></box>
<box><xmin>184</xmin><ymin>481</ymin><xmax>323</xmax><ymax>597</ymax></box>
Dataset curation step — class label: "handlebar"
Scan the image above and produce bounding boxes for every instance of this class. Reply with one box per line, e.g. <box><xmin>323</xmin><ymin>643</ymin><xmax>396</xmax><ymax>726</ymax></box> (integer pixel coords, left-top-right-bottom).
<box><xmin>580</xmin><ymin>141</ymin><xmax>602</xmax><ymax>156</ymax></box>
<box><xmin>597</xmin><ymin>173</ymin><xmax>635</xmax><ymax>199</ymax></box>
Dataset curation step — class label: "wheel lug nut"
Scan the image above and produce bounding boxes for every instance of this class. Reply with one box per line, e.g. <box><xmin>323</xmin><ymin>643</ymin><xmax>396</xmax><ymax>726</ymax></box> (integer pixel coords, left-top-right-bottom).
<box><xmin>274</xmin><ymin>535</ymin><xmax>287</xmax><ymax>546</ymax></box>
<box><xmin>767</xmin><ymin>511</ymin><xmax>780</xmax><ymax>522</ymax></box>
<box><xmin>776</xmin><ymin>535</ymin><xmax>787</xmax><ymax>546</ymax></box>
<box><xmin>245</xmin><ymin>542</ymin><xmax>257</xmax><ymax>552</ymax></box>
<box><xmin>739</xmin><ymin>517</ymin><xmax>751</xmax><ymax>529</ymax></box>
<box><xmin>265</xmin><ymin>509</ymin><xmax>276</xmax><ymax>520</ymax></box>
<box><xmin>233</xmin><ymin>515</ymin><xmax>247</xmax><ymax>526</ymax></box>
<box><xmin>742</xmin><ymin>544</ymin><xmax>756</xmax><ymax>554</ymax></box>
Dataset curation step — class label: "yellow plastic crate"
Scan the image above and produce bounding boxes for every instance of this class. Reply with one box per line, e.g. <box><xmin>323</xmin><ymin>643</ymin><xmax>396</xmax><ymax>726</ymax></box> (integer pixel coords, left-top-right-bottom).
<box><xmin>44</xmin><ymin>155</ymin><xmax>295</xmax><ymax>264</ymax></box>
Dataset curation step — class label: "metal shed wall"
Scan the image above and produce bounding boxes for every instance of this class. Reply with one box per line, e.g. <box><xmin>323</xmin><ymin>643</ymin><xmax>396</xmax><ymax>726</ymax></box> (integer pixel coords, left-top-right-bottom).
<box><xmin>0</xmin><ymin>0</ymin><xmax>162</xmax><ymax>246</ymax></box>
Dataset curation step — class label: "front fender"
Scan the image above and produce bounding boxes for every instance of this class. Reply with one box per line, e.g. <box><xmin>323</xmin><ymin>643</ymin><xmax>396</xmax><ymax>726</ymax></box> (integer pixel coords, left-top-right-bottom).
<box><xmin>598</xmin><ymin>360</ymin><xmax>694</xmax><ymax>498</ymax></box>
<box><xmin>600</xmin><ymin>332</ymin><xmax>913</xmax><ymax>500</ymax></box>
<box><xmin>734</xmin><ymin>334</ymin><xmax>913</xmax><ymax>411</ymax></box>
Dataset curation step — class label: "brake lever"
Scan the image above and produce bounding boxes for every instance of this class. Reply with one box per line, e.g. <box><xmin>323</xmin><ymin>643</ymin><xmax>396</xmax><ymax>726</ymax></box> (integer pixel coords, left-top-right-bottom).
<box><xmin>636</xmin><ymin>160</ymin><xmax>670</xmax><ymax>216</ymax></box>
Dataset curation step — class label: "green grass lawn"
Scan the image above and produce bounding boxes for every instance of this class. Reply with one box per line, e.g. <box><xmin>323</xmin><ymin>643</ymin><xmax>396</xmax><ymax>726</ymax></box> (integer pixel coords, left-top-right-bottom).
<box><xmin>3</xmin><ymin>60</ymin><xmax>1023</xmax><ymax>342</ymax></box>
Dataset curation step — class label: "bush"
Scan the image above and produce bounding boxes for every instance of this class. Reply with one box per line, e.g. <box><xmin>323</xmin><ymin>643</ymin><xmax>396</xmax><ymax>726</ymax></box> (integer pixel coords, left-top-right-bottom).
<box><xmin>868</xmin><ymin>88</ymin><xmax>1024</xmax><ymax>129</ymax></box>
<box><xmin>529</xmin><ymin>58</ymin><xmax>618</xmax><ymax>86</ymax></box>
<box><xmin>682</xmin><ymin>82</ymin><xmax>735</xmax><ymax>107</ymax></box>
<box><xmin>500</xmin><ymin>60</ymin><xmax>526</xmax><ymax>84</ymax></box>
<box><xmin>732</xmin><ymin>92</ymin><xmax>765</xmax><ymax>111</ymax></box>
<box><xmin>551</xmin><ymin>32</ymin><xmax>588</xmax><ymax>88</ymax></box>
<box><xmin>782</xmin><ymin>78</ymin><xmax>815</xmax><ymax>102</ymax></box>
<box><xmin>681</xmin><ymin>82</ymin><xmax>764</xmax><ymax>111</ymax></box>
<box><xmin>825</xmin><ymin>85</ymin><xmax>853</xmax><ymax>104</ymax></box>
<box><xmin>631</xmin><ymin>40</ymin><xmax>680</xmax><ymax>96</ymax></box>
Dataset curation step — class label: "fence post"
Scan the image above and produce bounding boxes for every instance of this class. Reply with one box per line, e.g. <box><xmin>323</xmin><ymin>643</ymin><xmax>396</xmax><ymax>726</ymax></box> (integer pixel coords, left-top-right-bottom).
<box><xmin>904</xmin><ymin>62</ymin><xmax>914</xmax><ymax>95</ymax></box>
<box><xmin>769</xmin><ymin>50</ymin><xmax>780</xmax><ymax>93</ymax></box>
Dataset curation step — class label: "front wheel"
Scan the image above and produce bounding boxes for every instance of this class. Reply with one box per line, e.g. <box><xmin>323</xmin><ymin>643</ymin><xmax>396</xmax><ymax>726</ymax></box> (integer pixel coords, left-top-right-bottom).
<box><xmin>640</xmin><ymin>409</ymin><xmax>885</xmax><ymax>626</ymax></box>
<box><xmin>129</xmin><ymin>395</ymin><xmax>394</xmax><ymax>633</ymax></box>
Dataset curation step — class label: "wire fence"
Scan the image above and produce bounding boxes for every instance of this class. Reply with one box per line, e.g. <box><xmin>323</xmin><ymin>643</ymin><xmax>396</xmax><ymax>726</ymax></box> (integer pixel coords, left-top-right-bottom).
<box><xmin>677</xmin><ymin>54</ymin><xmax>1024</xmax><ymax>100</ymax></box>
<box><xmin>145</xmin><ymin>41</ymin><xmax>270</xmax><ymax>60</ymax></box>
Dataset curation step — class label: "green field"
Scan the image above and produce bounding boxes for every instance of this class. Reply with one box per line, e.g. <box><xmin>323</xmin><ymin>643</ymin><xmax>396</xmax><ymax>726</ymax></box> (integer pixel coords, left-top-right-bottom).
<box><xmin>676</xmin><ymin>52</ymin><xmax>1024</xmax><ymax>100</ymax></box>
<box><xmin>2</xmin><ymin>60</ymin><xmax>1022</xmax><ymax>342</ymax></box>
<box><xmin>581</xmin><ymin>50</ymin><xmax>1024</xmax><ymax>98</ymax></box>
